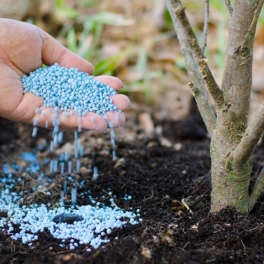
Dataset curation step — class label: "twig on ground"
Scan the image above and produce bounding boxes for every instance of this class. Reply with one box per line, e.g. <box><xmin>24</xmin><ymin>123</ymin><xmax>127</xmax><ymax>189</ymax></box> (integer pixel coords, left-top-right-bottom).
<box><xmin>181</xmin><ymin>198</ymin><xmax>193</xmax><ymax>214</ymax></box>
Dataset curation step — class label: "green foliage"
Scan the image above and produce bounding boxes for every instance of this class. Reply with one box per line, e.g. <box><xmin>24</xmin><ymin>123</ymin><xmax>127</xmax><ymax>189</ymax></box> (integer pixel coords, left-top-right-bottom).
<box><xmin>56</xmin><ymin>0</ymin><xmax>134</xmax><ymax>75</ymax></box>
<box><xmin>55</xmin><ymin>0</ymin><xmax>79</xmax><ymax>19</ymax></box>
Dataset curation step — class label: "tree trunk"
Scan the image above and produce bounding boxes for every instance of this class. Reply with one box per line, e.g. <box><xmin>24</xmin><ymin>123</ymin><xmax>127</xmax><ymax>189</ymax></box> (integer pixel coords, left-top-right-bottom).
<box><xmin>210</xmin><ymin>115</ymin><xmax>252</xmax><ymax>213</ymax></box>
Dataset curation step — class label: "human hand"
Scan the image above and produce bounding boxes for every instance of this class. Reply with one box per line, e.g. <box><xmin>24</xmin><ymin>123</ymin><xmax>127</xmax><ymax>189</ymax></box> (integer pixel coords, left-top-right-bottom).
<box><xmin>0</xmin><ymin>19</ymin><xmax>130</xmax><ymax>131</ymax></box>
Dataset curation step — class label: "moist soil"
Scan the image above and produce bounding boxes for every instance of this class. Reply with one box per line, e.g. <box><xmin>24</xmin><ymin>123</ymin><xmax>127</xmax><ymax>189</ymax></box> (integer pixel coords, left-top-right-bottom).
<box><xmin>1</xmin><ymin>106</ymin><xmax>264</xmax><ymax>264</ymax></box>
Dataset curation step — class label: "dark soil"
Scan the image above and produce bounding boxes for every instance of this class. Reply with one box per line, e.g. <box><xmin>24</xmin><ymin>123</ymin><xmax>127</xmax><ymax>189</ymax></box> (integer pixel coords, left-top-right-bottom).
<box><xmin>1</xmin><ymin>108</ymin><xmax>264</xmax><ymax>264</ymax></box>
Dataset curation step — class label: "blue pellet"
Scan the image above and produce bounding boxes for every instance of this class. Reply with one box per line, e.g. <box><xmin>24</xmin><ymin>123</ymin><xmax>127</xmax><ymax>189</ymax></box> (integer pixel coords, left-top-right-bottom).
<box><xmin>68</xmin><ymin>161</ymin><xmax>72</xmax><ymax>174</ymax></box>
<box><xmin>111</xmin><ymin>138</ymin><xmax>116</xmax><ymax>147</ymax></box>
<box><xmin>33</xmin><ymin>118</ymin><xmax>38</xmax><ymax>126</ymax></box>
<box><xmin>76</xmin><ymin>159</ymin><xmax>81</xmax><ymax>172</ymax></box>
<box><xmin>49</xmin><ymin>160</ymin><xmax>54</xmax><ymax>173</ymax></box>
<box><xmin>53</xmin><ymin>134</ymin><xmax>58</xmax><ymax>145</ymax></box>
<box><xmin>53</xmin><ymin>159</ymin><xmax>58</xmax><ymax>172</ymax></box>
<box><xmin>74</xmin><ymin>131</ymin><xmax>78</xmax><ymax>140</ymax></box>
<box><xmin>64</xmin><ymin>150</ymin><xmax>70</xmax><ymax>162</ymax></box>
<box><xmin>109</xmin><ymin>122</ymin><xmax>116</xmax><ymax>148</ymax></box>
<box><xmin>32</xmin><ymin>127</ymin><xmax>38</xmax><ymax>137</ymax></box>
<box><xmin>112</xmin><ymin>150</ymin><xmax>117</xmax><ymax>161</ymax></box>
<box><xmin>58</xmin><ymin>132</ymin><xmax>63</xmax><ymax>144</ymax></box>
<box><xmin>79</xmin><ymin>144</ymin><xmax>84</xmax><ymax>157</ymax></box>
<box><xmin>74</xmin><ymin>141</ymin><xmax>78</xmax><ymax>159</ymax></box>
<box><xmin>71</xmin><ymin>187</ymin><xmax>77</xmax><ymax>205</ymax></box>
<box><xmin>93</xmin><ymin>166</ymin><xmax>99</xmax><ymax>181</ymax></box>
<box><xmin>64</xmin><ymin>180</ymin><xmax>67</xmax><ymax>194</ymax></box>
<box><xmin>50</xmin><ymin>141</ymin><xmax>54</xmax><ymax>153</ymax></box>
<box><xmin>60</xmin><ymin>163</ymin><xmax>65</xmax><ymax>174</ymax></box>
<box><xmin>60</xmin><ymin>190</ymin><xmax>64</xmax><ymax>206</ymax></box>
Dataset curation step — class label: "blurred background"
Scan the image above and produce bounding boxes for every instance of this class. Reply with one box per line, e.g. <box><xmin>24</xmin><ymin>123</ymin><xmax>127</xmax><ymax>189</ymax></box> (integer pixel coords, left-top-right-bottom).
<box><xmin>1</xmin><ymin>0</ymin><xmax>264</xmax><ymax>129</ymax></box>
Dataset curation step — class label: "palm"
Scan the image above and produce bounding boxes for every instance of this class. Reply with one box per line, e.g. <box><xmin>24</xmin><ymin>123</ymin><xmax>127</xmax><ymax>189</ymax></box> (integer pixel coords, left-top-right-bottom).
<box><xmin>0</xmin><ymin>19</ymin><xmax>129</xmax><ymax>131</ymax></box>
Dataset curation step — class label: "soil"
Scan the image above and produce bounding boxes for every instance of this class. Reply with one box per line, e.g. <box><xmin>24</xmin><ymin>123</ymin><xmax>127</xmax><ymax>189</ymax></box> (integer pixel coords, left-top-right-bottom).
<box><xmin>1</xmin><ymin>103</ymin><xmax>264</xmax><ymax>264</ymax></box>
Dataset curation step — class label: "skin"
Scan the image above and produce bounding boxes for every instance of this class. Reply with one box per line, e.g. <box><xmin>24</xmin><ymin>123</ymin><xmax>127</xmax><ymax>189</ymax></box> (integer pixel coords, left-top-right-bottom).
<box><xmin>0</xmin><ymin>18</ymin><xmax>130</xmax><ymax>131</ymax></box>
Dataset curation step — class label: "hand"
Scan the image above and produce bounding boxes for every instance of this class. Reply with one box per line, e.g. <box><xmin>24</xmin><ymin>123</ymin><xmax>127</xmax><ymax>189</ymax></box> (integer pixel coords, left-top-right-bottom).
<box><xmin>0</xmin><ymin>19</ymin><xmax>130</xmax><ymax>131</ymax></box>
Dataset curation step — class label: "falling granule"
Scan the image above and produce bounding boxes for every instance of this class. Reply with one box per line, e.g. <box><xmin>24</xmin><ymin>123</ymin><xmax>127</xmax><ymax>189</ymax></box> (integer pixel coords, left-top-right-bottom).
<box><xmin>76</xmin><ymin>159</ymin><xmax>81</xmax><ymax>172</ymax></box>
<box><xmin>33</xmin><ymin>118</ymin><xmax>38</xmax><ymax>126</ymax></box>
<box><xmin>50</xmin><ymin>141</ymin><xmax>54</xmax><ymax>153</ymax></box>
<box><xmin>64</xmin><ymin>150</ymin><xmax>70</xmax><ymax>162</ymax></box>
<box><xmin>93</xmin><ymin>166</ymin><xmax>99</xmax><ymax>181</ymax></box>
<box><xmin>71</xmin><ymin>187</ymin><xmax>77</xmax><ymax>204</ymax></box>
<box><xmin>60</xmin><ymin>163</ymin><xmax>65</xmax><ymax>174</ymax></box>
<box><xmin>68</xmin><ymin>161</ymin><xmax>72</xmax><ymax>174</ymax></box>
<box><xmin>112</xmin><ymin>150</ymin><xmax>117</xmax><ymax>160</ymax></box>
<box><xmin>32</xmin><ymin>127</ymin><xmax>38</xmax><ymax>137</ymax></box>
<box><xmin>60</xmin><ymin>190</ymin><xmax>64</xmax><ymax>206</ymax></box>
<box><xmin>64</xmin><ymin>180</ymin><xmax>67</xmax><ymax>194</ymax></box>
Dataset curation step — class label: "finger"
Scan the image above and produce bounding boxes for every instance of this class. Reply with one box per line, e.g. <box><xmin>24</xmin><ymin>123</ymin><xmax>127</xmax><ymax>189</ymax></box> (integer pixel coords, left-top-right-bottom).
<box><xmin>110</xmin><ymin>94</ymin><xmax>131</xmax><ymax>111</ymax></box>
<box><xmin>40</xmin><ymin>30</ymin><xmax>94</xmax><ymax>74</ymax></box>
<box><xmin>94</xmin><ymin>76</ymin><xmax>123</xmax><ymax>91</ymax></box>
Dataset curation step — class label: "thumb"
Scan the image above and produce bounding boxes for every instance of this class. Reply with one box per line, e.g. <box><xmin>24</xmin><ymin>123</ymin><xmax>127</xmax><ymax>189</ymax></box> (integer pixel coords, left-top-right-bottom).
<box><xmin>39</xmin><ymin>29</ymin><xmax>94</xmax><ymax>74</ymax></box>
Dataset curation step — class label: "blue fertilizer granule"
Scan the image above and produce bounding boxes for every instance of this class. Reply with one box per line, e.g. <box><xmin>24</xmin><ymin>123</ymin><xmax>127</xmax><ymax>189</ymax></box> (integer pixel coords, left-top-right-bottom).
<box><xmin>22</xmin><ymin>63</ymin><xmax>119</xmax><ymax>117</ymax></box>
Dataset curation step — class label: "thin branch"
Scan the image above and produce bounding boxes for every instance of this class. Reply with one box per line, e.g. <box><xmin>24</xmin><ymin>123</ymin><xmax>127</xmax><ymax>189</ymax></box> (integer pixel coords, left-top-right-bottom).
<box><xmin>249</xmin><ymin>167</ymin><xmax>264</xmax><ymax>212</ymax></box>
<box><xmin>165</xmin><ymin>0</ymin><xmax>216</xmax><ymax>134</ymax></box>
<box><xmin>224</xmin><ymin>0</ymin><xmax>233</xmax><ymax>16</ymax></box>
<box><xmin>201</xmin><ymin>0</ymin><xmax>210</xmax><ymax>54</ymax></box>
<box><xmin>233</xmin><ymin>102</ymin><xmax>264</xmax><ymax>166</ymax></box>
<box><xmin>172</xmin><ymin>0</ymin><xmax>224</xmax><ymax>107</ymax></box>
<box><xmin>237</xmin><ymin>0</ymin><xmax>264</xmax><ymax>51</ymax></box>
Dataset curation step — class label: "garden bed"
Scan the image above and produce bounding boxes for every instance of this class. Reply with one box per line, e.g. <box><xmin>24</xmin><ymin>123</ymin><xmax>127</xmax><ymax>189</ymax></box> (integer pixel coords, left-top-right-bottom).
<box><xmin>1</xmin><ymin>105</ymin><xmax>264</xmax><ymax>264</ymax></box>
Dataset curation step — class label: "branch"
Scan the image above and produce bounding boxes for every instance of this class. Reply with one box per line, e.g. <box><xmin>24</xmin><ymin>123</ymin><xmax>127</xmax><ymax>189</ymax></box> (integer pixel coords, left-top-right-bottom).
<box><xmin>225</xmin><ymin>0</ymin><xmax>233</xmax><ymax>16</ymax></box>
<box><xmin>220</xmin><ymin>0</ymin><xmax>263</xmax><ymax>143</ymax></box>
<box><xmin>172</xmin><ymin>0</ymin><xmax>224</xmax><ymax>107</ymax></box>
<box><xmin>237</xmin><ymin>0</ymin><xmax>264</xmax><ymax>51</ymax></box>
<box><xmin>249</xmin><ymin>167</ymin><xmax>264</xmax><ymax>212</ymax></box>
<box><xmin>165</xmin><ymin>0</ymin><xmax>216</xmax><ymax>134</ymax></box>
<box><xmin>233</xmin><ymin>102</ymin><xmax>264</xmax><ymax>166</ymax></box>
<box><xmin>201</xmin><ymin>0</ymin><xmax>210</xmax><ymax>54</ymax></box>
